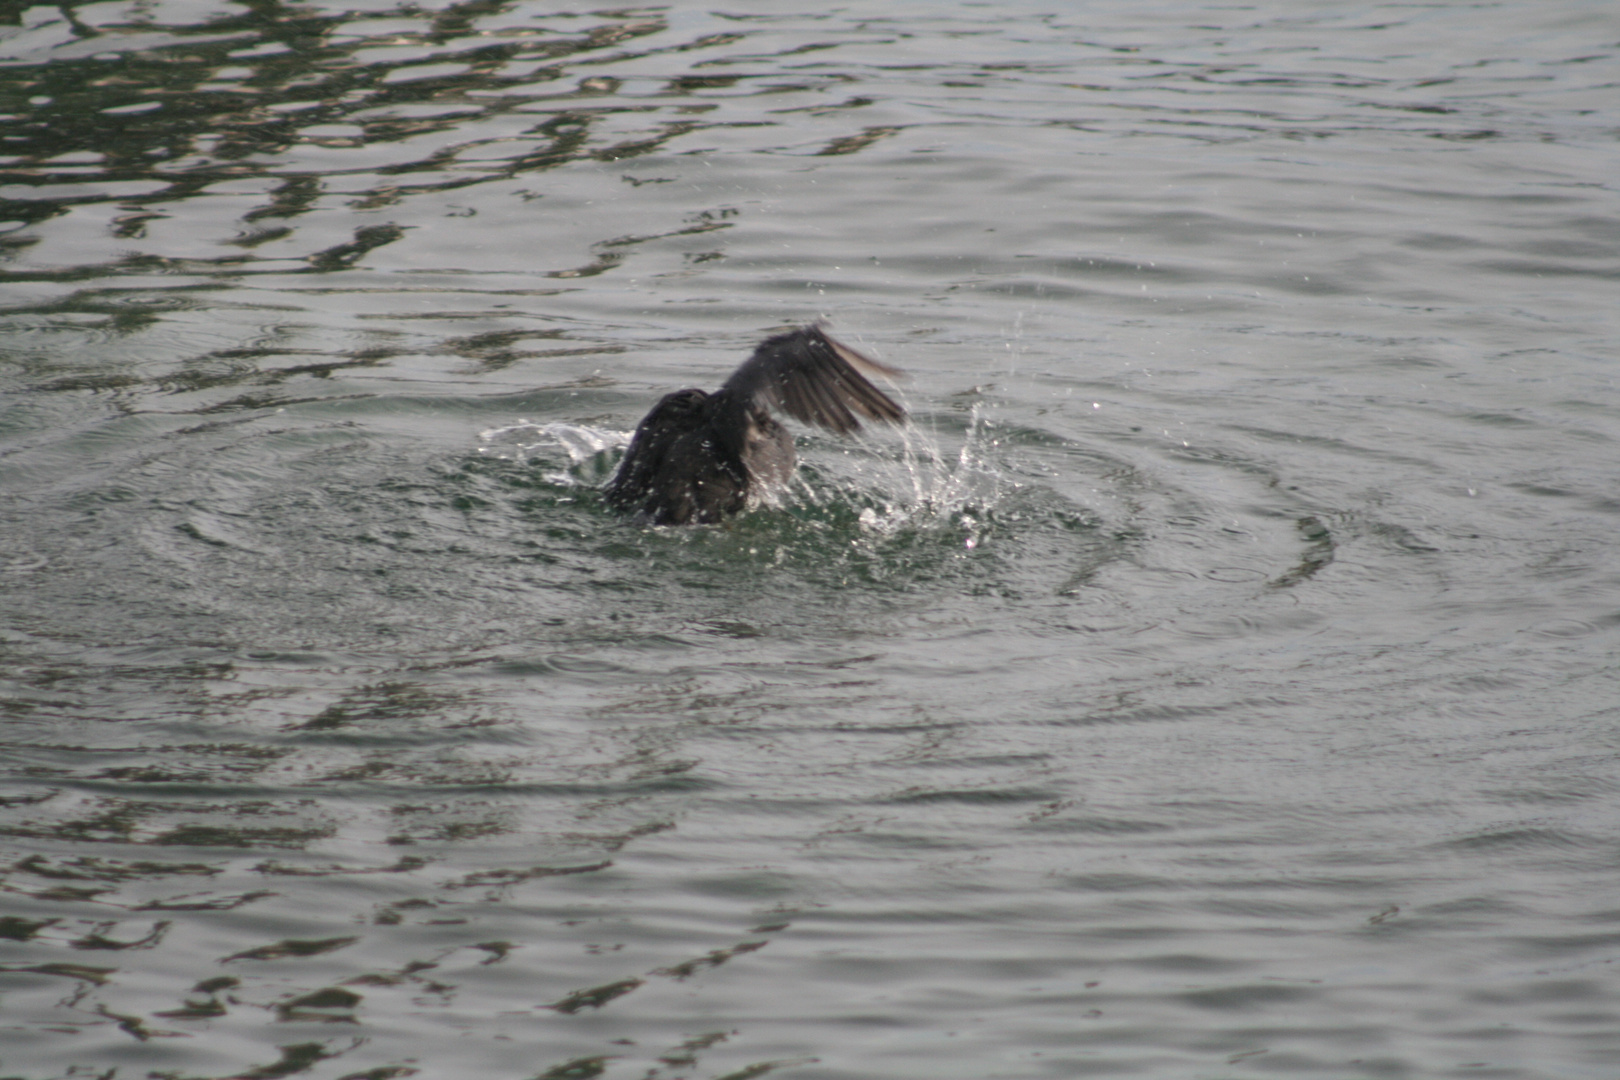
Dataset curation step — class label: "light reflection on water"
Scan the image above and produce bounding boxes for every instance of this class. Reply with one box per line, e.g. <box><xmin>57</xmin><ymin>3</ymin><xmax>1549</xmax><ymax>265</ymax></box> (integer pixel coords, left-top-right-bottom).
<box><xmin>2</xmin><ymin>1</ymin><xmax>1619</xmax><ymax>1078</ymax></box>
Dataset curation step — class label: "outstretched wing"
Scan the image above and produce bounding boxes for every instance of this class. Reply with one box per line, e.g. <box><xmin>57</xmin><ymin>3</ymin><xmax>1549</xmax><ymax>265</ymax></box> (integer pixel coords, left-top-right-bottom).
<box><xmin>720</xmin><ymin>326</ymin><xmax>904</xmax><ymax>435</ymax></box>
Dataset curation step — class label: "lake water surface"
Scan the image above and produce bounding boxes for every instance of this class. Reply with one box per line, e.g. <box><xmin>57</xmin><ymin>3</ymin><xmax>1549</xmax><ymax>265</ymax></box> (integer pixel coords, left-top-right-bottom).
<box><xmin>2</xmin><ymin>2</ymin><xmax>1618</xmax><ymax>1078</ymax></box>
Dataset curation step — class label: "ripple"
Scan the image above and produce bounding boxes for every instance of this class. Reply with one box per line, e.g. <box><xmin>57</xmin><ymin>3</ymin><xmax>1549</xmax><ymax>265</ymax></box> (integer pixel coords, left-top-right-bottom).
<box><xmin>2</xmin><ymin>2</ymin><xmax>1618</xmax><ymax>1079</ymax></box>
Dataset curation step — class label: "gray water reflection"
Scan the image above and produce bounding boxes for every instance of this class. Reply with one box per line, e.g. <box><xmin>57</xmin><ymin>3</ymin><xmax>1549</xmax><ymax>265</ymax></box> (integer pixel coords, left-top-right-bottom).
<box><xmin>3</xmin><ymin>1</ymin><xmax>1619</xmax><ymax>1078</ymax></box>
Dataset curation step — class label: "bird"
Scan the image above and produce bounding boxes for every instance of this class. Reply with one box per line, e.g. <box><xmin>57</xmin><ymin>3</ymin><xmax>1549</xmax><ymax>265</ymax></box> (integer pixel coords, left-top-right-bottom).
<box><xmin>604</xmin><ymin>326</ymin><xmax>905</xmax><ymax>525</ymax></box>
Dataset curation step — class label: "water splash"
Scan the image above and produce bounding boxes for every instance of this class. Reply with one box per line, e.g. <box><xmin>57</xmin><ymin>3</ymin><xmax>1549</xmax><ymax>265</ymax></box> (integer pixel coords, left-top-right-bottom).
<box><xmin>476</xmin><ymin>421</ymin><xmax>629</xmax><ymax>485</ymax></box>
<box><xmin>792</xmin><ymin>402</ymin><xmax>1008</xmax><ymax>552</ymax></box>
<box><xmin>474</xmin><ymin>407</ymin><xmax>1013</xmax><ymax>556</ymax></box>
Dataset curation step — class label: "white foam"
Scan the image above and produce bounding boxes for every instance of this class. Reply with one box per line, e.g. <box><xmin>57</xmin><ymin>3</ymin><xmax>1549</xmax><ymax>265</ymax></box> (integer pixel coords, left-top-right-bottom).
<box><xmin>477</xmin><ymin>421</ymin><xmax>629</xmax><ymax>461</ymax></box>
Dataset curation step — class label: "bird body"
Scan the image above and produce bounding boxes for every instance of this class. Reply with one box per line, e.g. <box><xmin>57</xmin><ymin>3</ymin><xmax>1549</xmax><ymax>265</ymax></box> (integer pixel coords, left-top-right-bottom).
<box><xmin>605</xmin><ymin>327</ymin><xmax>904</xmax><ymax>525</ymax></box>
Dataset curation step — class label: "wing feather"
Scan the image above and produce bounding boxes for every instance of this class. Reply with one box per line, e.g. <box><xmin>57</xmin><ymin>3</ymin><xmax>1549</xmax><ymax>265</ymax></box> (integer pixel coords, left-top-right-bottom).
<box><xmin>721</xmin><ymin>326</ymin><xmax>904</xmax><ymax>435</ymax></box>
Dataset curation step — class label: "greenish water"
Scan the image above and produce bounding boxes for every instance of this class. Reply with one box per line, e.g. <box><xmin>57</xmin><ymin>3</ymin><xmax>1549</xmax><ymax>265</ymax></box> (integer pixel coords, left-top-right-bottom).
<box><xmin>3</xmin><ymin>2</ymin><xmax>1619</xmax><ymax>1078</ymax></box>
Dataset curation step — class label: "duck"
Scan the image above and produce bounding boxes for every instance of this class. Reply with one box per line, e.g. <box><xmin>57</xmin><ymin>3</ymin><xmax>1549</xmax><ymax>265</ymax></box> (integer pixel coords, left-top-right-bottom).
<box><xmin>604</xmin><ymin>326</ymin><xmax>905</xmax><ymax>525</ymax></box>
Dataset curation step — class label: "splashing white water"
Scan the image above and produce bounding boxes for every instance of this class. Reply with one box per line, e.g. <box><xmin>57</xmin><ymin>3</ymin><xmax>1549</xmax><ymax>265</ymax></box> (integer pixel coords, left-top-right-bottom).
<box><xmin>476</xmin><ymin>421</ymin><xmax>629</xmax><ymax>484</ymax></box>
<box><xmin>814</xmin><ymin>403</ymin><xmax>1005</xmax><ymax>549</ymax></box>
<box><xmin>476</xmin><ymin>409</ymin><xmax>1006</xmax><ymax>550</ymax></box>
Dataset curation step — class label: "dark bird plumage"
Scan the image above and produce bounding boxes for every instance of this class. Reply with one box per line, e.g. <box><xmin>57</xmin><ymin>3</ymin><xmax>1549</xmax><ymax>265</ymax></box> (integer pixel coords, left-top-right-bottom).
<box><xmin>604</xmin><ymin>326</ymin><xmax>905</xmax><ymax>525</ymax></box>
